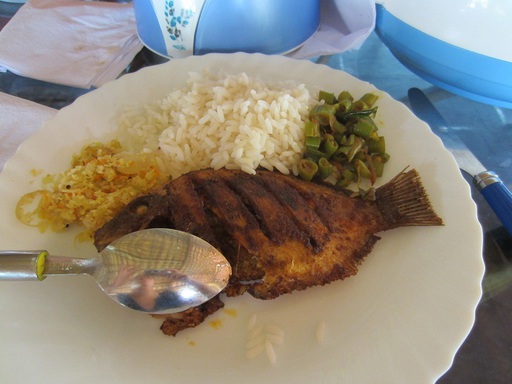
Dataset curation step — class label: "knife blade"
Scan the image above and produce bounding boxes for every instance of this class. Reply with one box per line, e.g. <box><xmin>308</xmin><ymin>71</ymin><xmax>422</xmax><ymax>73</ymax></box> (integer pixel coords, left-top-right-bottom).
<box><xmin>408</xmin><ymin>87</ymin><xmax>512</xmax><ymax>236</ymax></box>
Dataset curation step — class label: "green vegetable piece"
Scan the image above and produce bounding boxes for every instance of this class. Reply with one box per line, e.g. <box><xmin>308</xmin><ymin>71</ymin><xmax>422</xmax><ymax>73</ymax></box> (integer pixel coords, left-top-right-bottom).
<box><xmin>336</xmin><ymin>107</ymin><xmax>377</xmax><ymax>123</ymax></box>
<box><xmin>310</xmin><ymin>104</ymin><xmax>337</xmax><ymax>126</ymax></box>
<box><xmin>339</xmin><ymin>134</ymin><xmax>355</xmax><ymax>146</ymax></box>
<box><xmin>331</xmin><ymin>152</ymin><xmax>348</xmax><ymax>164</ymax></box>
<box><xmin>359</xmin><ymin>93</ymin><xmax>379</xmax><ymax>108</ymax></box>
<box><xmin>305</xmin><ymin>120</ymin><xmax>320</xmax><ymax>137</ymax></box>
<box><xmin>372</xmin><ymin>156</ymin><xmax>385</xmax><ymax>177</ymax></box>
<box><xmin>298</xmin><ymin>159</ymin><xmax>318</xmax><ymax>181</ymax></box>
<box><xmin>319</xmin><ymin>90</ymin><xmax>337</xmax><ymax>105</ymax></box>
<box><xmin>306</xmin><ymin>147</ymin><xmax>325</xmax><ymax>162</ymax></box>
<box><xmin>318</xmin><ymin>157</ymin><xmax>334</xmax><ymax>179</ymax></box>
<box><xmin>355</xmin><ymin>159</ymin><xmax>371</xmax><ymax>179</ymax></box>
<box><xmin>305</xmin><ymin>136</ymin><xmax>322</xmax><ymax>150</ymax></box>
<box><xmin>364</xmin><ymin>154</ymin><xmax>378</xmax><ymax>184</ymax></box>
<box><xmin>337</xmin><ymin>169</ymin><xmax>354</xmax><ymax>188</ymax></box>
<box><xmin>321</xmin><ymin>134</ymin><xmax>338</xmax><ymax>159</ymax></box>
<box><xmin>347</xmin><ymin>136</ymin><xmax>364</xmax><ymax>162</ymax></box>
<box><xmin>352</xmin><ymin>100</ymin><xmax>369</xmax><ymax>111</ymax></box>
<box><xmin>354</xmin><ymin>151</ymin><xmax>367</xmax><ymax>161</ymax></box>
<box><xmin>330</xmin><ymin>117</ymin><xmax>347</xmax><ymax>134</ymax></box>
<box><xmin>335</xmin><ymin>145</ymin><xmax>350</xmax><ymax>157</ymax></box>
<box><xmin>333</xmin><ymin>132</ymin><xmax>345</xmax><ymax>143</ymax></box>
<box><xmin>336</xmin><ymin>98</ymin><xmax>353</xmax><ymax>113</ymax></box>
<box><xmin>367</xmin><ymin>136</ymin><xmax>386</xmax><ymax>154</ymax></box>
<box><xmin>337</xmin><ymin>91</ymin><xmax>353</xmax><ymax>102</ymax></box>
<box><xmin>357</xmin><ymin>187</ymin><xmax>377</xmax><ymax>201</ymax></box>
<box><xmin>353</xmin><ymin>117</ymin><xmax>378</xmax><ymax>140</ymax></box>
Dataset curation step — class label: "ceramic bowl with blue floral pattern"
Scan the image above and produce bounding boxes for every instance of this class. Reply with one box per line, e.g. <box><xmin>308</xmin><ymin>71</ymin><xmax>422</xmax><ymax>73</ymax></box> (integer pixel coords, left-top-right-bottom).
<box><xmin>133</xmin><ymin>0</ymin><xmax>320</xmax><ymax>59</ymax></box>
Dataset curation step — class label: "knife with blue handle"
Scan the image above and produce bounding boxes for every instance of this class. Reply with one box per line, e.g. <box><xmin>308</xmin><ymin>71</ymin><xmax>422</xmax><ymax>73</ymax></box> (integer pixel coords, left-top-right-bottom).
<box><xmin>408</xmin><ymin>87</ymin><xmax>512</xmax><ymax>236</ymax></box>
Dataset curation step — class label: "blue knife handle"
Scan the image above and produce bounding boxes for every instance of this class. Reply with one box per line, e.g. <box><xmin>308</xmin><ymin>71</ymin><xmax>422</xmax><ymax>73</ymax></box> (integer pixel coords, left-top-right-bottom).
<box><xmin>477</xmin><ymin>173</ymin><xmax>512</xmax><ymax>236</ymax></box>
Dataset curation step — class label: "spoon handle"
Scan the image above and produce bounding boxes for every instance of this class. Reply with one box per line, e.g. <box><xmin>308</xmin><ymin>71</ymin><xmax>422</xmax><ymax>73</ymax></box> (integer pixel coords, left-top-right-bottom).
<box><xmin>0</xmin><ymin>251</ymin><xmax>98</xmax><ymax>280</ymax></box>
<box><xmin>0</xmin><ymin>251</ymin><xmax>47</xmax><ymax>280</ymax></box>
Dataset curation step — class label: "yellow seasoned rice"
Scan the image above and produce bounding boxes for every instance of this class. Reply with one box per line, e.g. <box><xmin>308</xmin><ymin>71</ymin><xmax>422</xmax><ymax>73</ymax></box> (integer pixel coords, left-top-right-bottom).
<box><xmin>16</xmin><ymin>141</ymin><xmax>168</xmax><ymax>235</ymax></box>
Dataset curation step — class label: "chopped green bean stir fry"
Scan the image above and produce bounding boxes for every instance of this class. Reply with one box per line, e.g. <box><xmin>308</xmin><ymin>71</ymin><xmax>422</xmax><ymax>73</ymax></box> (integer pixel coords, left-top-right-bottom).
<box><xmin>299</xmin><ymin>90</ymin><xmax>390</xmax><ymax>188</ymax></box>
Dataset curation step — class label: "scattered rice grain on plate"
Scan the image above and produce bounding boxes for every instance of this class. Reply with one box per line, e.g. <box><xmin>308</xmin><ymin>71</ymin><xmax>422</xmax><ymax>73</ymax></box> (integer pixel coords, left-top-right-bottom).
<box><xmin>245</xmin><ymin>315</ymin><xmax>285</xmax><ymax>364</ymax></box>
<box><xmin>246</xmin><ymin>342</ymin><xmax>265</xmax><ymax>359</ymax></box>
<box><xmin>316</xmin><ymin>320</ymin><xmax>326</xmax><ymax>343</ymax></box>
<box><xmin>247</xmin><ymin>313</ymin><xmax>258</xmax><ymax>331</ymax></box>
<box><xmin>265</xmin><ymin>332</ymin><xmax>284</xmax><ymax>346</ymax></box>
<box><xmin>265</xmin><ymin>339</ymin><xmax>277</xmax><ymax>364</ymax></box>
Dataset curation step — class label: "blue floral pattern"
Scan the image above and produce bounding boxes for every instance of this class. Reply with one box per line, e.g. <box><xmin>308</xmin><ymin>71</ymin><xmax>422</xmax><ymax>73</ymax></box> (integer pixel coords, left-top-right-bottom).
<box><xmin>164</xmin><ymin>0</ymin><xmax>195</xmax><ymax>53</ymax></box>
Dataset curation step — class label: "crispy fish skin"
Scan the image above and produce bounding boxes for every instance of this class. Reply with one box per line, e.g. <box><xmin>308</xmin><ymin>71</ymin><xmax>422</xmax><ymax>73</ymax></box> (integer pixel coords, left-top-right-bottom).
<box><xmin>94</xmin><ymin>168</ymin><xmax>442</xmax><ymax>335</ymax></box>
<box><xmin>152</xmin><ymin>295</ymin><xmax>225</xmax><ymax>336</ymax></box>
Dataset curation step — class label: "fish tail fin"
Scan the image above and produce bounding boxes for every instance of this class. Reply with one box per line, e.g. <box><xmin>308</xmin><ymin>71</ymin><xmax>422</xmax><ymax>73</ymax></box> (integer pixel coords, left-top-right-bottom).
<box><xmin>375</xmin><ymin>168</ymin><xmax>443</xmax><ymax>229</ymax></box>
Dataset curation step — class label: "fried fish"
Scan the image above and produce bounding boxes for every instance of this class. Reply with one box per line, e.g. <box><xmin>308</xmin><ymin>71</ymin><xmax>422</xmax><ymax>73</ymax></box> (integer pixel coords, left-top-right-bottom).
<box><xmin>94</xmin><ymin>168</ymin><xmax>443</xmax><ymax>335</ymax></box>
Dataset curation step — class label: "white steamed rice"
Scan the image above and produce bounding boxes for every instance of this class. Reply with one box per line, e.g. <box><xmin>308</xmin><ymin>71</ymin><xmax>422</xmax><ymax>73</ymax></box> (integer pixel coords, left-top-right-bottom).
<box><xmin>117</xmin><ymin>70</ymin><xmax>313</xmax><ymax>179</ymax></box>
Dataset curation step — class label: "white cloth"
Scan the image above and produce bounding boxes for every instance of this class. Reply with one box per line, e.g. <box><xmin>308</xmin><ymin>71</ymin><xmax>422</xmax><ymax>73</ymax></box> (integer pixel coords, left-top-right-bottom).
<box><xmin>287</xmin><ymin>0</ymin><xmax>376</xmax><ymax>59</ymax></box>
<box><xmin>0</xmin><ymin>0</ymin><xmax>143</xmax><ymax>89</ymax></box>
<box><xmin>0</xmin><ymin>92</ymin><xmax>57</xmax><ymax>172</ymax></box>
<box><xmin>0</xmin><ymin>0</ymin><xmax>372</xmax><ymax>87</ymax></box>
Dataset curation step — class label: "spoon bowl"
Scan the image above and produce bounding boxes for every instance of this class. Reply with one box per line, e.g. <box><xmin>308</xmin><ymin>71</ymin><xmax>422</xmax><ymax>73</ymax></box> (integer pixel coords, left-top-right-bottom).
<box><xmin>0</xmin><ymin>229</ymin><xmax>231</xmax><ymax>314</ymax></box>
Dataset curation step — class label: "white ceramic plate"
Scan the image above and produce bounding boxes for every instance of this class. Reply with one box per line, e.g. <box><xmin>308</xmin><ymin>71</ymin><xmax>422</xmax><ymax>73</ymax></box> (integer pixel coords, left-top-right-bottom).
<box><xmin>0</xmin><ymin>53</ymin><xmax>483</xmax><ymax>384</ymax></box>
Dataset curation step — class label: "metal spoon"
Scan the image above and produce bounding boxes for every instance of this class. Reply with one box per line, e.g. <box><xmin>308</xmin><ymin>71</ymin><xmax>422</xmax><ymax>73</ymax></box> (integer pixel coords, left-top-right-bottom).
<box><xmin>0</xmin><ymin>228</ymin><xmax>231</xmax><ymax>314</ymax></box>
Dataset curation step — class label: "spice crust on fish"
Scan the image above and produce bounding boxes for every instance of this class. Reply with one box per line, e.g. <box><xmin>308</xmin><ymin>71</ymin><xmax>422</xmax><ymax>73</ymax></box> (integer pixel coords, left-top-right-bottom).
<box><xmin>94</xmin><ymin>168</ymin><xmax>443</xmax><ymax>336</ymax></box>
